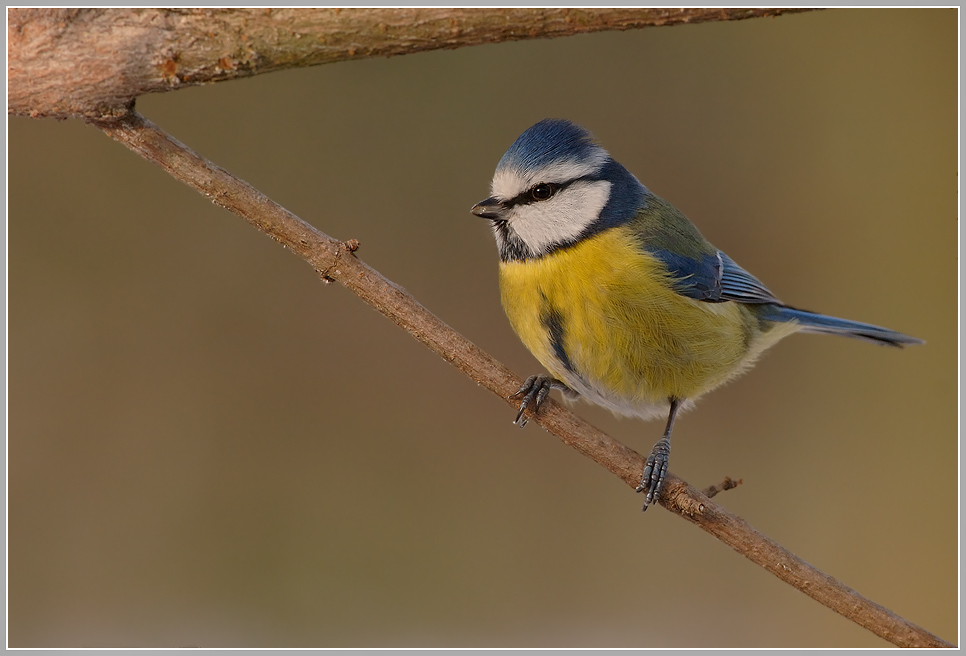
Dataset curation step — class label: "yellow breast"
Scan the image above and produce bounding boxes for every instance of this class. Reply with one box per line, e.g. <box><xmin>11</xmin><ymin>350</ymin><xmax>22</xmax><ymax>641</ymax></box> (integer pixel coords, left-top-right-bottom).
<box><xmin>498</xmin><ymin>228</ymin><xmax>796</xmax><ymax>417</ymax></box>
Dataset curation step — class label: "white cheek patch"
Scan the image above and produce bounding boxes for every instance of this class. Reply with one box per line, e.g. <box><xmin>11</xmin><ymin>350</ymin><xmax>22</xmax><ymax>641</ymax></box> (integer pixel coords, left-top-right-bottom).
<box><xmin>508</xmin><ymin>180</ymin><xmax>612</xmax><ymax>255</ymax></box>
<box><xmin>491</xmin><ymin>149</ymin><xmax>608</xmax><ymax>200</ymax></box>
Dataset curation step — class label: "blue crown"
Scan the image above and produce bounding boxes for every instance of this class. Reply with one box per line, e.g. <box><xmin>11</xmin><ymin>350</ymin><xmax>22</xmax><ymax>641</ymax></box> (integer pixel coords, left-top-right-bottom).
<box><xmin>497</xmin><ymin>119</ymin><xmax>603</xmax><ymax>173</ymax></box>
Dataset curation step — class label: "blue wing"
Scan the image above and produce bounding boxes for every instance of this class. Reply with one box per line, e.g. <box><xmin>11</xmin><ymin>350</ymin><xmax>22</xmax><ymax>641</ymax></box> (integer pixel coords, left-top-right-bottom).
<box><xmin>717</xmin><ymin>252</ymin><xmax>782</xmax><ymax>305</ymax></box>
<box><xmin>650</xmin><ymin>249</ymin><xmax>782</xmax><ymax>305</ymax></box>
<box><xmin>650</xmin><ymin>247</ymin><xmax>923</xmax><ymax>347</ymax></box>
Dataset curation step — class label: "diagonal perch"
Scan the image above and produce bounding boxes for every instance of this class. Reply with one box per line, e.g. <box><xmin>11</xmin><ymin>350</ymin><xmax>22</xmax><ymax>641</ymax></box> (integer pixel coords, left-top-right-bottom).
<box><xmin>89</xmin><ymin>110</ymin><xmax>953</xmax><ymax>649</ymax></box>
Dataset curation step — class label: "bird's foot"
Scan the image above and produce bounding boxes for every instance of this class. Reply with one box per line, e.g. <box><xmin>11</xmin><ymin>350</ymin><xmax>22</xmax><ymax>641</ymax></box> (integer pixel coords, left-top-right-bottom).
<box><xmin>636</xmin><ymin>436</ymin><xmax>670</xmax><ymax>511</ymax></box>
<box><xmin>510</xmin><ymin>375</ymin><xmax>569</xmax><ymax>428</ymax></box>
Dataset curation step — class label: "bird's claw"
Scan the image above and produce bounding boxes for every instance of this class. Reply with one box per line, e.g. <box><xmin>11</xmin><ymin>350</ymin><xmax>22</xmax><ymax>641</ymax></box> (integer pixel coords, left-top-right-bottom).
<box><xmin>510</xmin><ymin>375</ymin><xmax>564</xmax><ymax>428</ymax></box>
<box><xmin>636</xmin><ymin>436</ymin><xmax>670</xmax><ymax>511</ymax></box>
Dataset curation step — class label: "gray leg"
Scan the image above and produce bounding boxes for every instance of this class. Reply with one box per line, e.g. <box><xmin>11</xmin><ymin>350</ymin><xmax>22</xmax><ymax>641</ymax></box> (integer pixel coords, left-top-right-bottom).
<box><xmin>636</xmin><ymin>397</ymin><xmax>681</xmax><ymax>511</ymax></box>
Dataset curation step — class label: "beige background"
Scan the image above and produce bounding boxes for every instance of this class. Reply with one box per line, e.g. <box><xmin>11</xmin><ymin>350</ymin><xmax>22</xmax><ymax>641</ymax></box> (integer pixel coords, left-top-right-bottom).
<box><xmin>9</xmin><ymin>9</ymin><xmax>957</xmax><ymax>648</ymax></box>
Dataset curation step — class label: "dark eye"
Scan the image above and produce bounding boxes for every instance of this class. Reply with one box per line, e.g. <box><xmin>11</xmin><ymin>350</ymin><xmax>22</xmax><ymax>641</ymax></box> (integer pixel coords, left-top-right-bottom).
<box><xmin>530</xmin><ymin>183</ymin><xmax>556</xmax><ymax>201</ymax></box>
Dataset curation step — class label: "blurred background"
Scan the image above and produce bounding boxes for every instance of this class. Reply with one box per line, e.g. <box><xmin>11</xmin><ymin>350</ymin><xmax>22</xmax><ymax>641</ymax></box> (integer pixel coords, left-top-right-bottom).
<box><xmin>9</xmin><ymin>8</ymin><xmax>957</xmax><ymax>648</ymax></box>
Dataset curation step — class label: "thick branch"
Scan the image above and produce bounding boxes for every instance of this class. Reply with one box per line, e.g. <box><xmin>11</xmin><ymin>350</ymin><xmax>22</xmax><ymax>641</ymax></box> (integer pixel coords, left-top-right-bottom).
<box><xmin>89</xmin><ymin>111</ymin><xmax>952</xmax><ymax>649</ymax></box>
<box><xmin>9</xmin><ymin>7</ymin><xmax>811</xmax><ymax>119</ymax></box>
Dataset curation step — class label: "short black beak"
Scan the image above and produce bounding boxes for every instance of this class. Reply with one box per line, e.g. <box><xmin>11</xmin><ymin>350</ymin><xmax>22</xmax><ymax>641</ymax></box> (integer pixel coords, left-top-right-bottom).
<box><xmin>470</xmin><ymin>197</ymin><xmax>505</xmax><ymax>220</ymax></box>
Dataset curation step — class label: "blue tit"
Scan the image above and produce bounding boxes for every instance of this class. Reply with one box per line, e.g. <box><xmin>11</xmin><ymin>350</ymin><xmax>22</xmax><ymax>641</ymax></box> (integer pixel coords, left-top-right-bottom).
<box><xmin>470</xmin><ymin>119</ymin><xmax>923</xmax><ymax>510</ymax></box>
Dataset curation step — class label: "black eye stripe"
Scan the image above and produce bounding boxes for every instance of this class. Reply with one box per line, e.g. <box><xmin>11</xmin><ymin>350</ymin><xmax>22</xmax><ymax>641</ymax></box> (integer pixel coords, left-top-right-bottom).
<box><xmin>504</xmin><ymin>176</ymin><xmax>588</xmax><ymax>208</ymax></box>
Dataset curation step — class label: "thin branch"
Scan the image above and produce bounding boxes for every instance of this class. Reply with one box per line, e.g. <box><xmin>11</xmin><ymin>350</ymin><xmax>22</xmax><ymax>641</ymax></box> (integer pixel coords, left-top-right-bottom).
<box><xmin>9</xmin><ymin>7</ymin><xmax>813</xmax><ymax>119</ymax></box>
<box><xmin>702</xmin><ymin>477</ymin><xmax>743</xmax><ymax>498</ymax></box>
<box><xmin>88</xmin><ymin>110</ymin><xmax>953</xmax><ymax>649</ymax></box>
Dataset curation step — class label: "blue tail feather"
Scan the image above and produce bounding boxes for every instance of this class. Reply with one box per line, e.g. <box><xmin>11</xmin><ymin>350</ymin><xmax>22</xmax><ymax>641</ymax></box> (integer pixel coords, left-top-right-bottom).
<box><xmin>765</xmin><ymin>306</ymin><xmax>924</xmax><ymax>347</ymax></box>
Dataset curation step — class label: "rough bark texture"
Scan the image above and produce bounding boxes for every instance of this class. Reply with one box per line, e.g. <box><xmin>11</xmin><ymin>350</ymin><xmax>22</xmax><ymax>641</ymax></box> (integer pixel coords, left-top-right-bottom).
<box><xmin>9</xmin><ymin>7</ymin><xmax>810</xmax><ymax>119</ymax></box>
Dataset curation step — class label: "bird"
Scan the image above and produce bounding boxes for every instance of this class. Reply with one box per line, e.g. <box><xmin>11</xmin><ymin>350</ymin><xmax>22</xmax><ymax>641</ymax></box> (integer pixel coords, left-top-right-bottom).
<box><xmin>470</xmin><ymin>118</ymin><xmax>923</xmax><ymax>511</ymax></box>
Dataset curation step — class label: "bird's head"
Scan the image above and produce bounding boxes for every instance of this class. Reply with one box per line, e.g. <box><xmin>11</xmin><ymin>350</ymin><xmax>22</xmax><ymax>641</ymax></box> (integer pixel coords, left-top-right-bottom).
<box><xmin>471</xmin><ymin>119</ymin><xmax>647</xmax><ymax>262</ymax></box>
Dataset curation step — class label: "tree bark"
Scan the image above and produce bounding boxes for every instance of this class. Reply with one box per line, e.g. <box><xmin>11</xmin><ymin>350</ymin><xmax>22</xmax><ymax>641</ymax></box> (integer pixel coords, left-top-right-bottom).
<box><xmin>9</xmin><ymin>7</ymin><xmax>811</xmax><ymax>119</ymax></box>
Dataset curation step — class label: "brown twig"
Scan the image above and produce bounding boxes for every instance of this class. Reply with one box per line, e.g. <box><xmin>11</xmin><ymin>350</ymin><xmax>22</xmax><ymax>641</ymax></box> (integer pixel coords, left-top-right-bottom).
<box><xmin>701</xmin><ymin>476</ymin><xmax>744</xmax><ymax>499</ymax></box>
<box><xmin>702</xmin><ymin>477</ymin><xmax>743</xmax><ymax>498</ymax></box>
<box><xmin>88</xmin><ymin>110</ymin><xmax>952</xmax><ymax>649</ymax></box>
<box><xmin>9</xmin><ymin>7</ymin><xmax>813</xmax><ymax>119</ymax></box>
